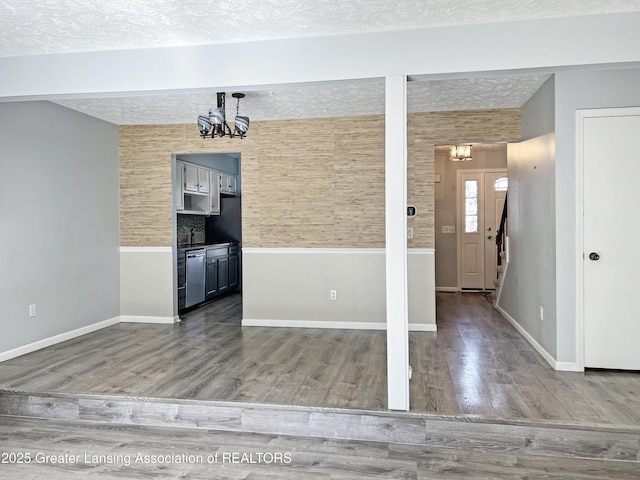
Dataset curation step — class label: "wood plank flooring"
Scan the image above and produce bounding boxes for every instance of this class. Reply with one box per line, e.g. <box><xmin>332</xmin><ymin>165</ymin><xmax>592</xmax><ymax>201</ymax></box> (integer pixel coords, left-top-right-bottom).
<box><xmin>1</xmin><ymin>416</ymin><xmax>638</xmax><ymax>479</ymax></box>
<box><xmin>0</xmin><ymin>292</ymin><xmax>639</xmax><ymax>427</ymax></box>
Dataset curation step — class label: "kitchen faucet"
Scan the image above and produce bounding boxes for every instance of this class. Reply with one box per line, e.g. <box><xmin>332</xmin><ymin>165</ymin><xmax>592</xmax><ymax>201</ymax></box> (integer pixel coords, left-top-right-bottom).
<box><xmin>190</xmin><ymin>227</ymin><xmax>195</xmax><ymax>245</ymax></box>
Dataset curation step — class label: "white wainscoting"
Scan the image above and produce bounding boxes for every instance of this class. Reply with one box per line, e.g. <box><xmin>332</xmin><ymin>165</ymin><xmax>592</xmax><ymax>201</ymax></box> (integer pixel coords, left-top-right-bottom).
<box><xmin>120</xmin><ymin>246</ymin><xmax>175</xmax><ymax>320</ymax></box>
<box><xmin>242</xmin><ymin>248</ymin><xmax>436</xmax><ymax>331</ymax></box>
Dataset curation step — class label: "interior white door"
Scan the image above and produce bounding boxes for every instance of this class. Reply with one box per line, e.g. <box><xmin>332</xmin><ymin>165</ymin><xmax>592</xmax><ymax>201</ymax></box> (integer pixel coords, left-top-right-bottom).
<box><xmin>458</xmin><ymin>169</ymin><xmax>507</xmax><ymax>290</ymax></box>
<box><xmin>583</xmin><ymin>112</ymin><xmax>640</xmax><ymax>370</ymax></box>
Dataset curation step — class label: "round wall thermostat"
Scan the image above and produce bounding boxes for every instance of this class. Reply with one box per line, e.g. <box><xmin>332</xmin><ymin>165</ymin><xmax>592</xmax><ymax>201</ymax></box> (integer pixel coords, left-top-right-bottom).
<box><xmin>407</xmin><ymin>205</ymin><xmax>416</xmax><ymax>217</ymax></box>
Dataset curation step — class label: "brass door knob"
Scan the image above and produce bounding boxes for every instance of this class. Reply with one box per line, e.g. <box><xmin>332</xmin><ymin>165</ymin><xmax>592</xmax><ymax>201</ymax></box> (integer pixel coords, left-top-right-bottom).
<box><xmin>589</xmin><ymin>252</ymin><xmax>600</xmax><ymax>261</ymax></box>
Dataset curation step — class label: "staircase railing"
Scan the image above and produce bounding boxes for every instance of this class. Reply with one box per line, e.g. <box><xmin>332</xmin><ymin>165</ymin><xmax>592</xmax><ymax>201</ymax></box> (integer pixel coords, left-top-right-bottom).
<box><xmin>496</xmin><ymin>193</ymin><xmax>508</xmax><ymax>267</ymax></box>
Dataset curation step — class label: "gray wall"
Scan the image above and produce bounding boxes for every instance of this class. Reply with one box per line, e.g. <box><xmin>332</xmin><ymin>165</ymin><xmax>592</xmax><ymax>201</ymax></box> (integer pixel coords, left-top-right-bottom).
<box><xmin>522</xmin><ymin>76</ymin><xmax>556</xmax><ymax>140</ymax></box>
<box><xmin>206</xmin><ymin>196</ymin><xmax>242</xmax><ymax>243</ymax></box>
<box><xmin>499</xmin><ymin>77</ymin><xmax>556</xmax><ymax>357</ymax></box>
<box><xmin>554</xmin><ymin>67</ymin><xmax>640</xmax><ymax>362</ymax></box>
<box><xmin>434</xmin><ymin>145</ymin><xmax>507</xmax><ymax>288</ymax></box>
<box><xmin>0</xmin><ymin>101</ymin><xmax>120</xmax><ymax>353</ymax></box>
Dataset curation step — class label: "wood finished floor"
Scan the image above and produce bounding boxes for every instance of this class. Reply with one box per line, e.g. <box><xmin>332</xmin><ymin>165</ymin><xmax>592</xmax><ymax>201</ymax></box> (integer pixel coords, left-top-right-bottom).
<box><xmin>0</xmin><ymin>292</ymin><xmax>639</xmax><ymax>427</ymax></box>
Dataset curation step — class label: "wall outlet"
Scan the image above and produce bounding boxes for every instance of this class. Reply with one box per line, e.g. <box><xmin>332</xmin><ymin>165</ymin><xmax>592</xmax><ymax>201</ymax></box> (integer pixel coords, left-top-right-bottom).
<box><xmin>29</xmin><ymin>304</ymin><xmax>36</xmax><ymax>317</ymax></box>
<box><xmin>407</xmin><ymin>227</ymin><xmax>414</xmax><ymax>239</ymax></box>
<box><xmin>330</xmin><ymin>290</ymin><xmax>337</xmax><ymax>301</ymax></box>
<box><xmin>539</xmin><ymin>306</ymin><xmax>544</xmax><ymax>321</ymax></box>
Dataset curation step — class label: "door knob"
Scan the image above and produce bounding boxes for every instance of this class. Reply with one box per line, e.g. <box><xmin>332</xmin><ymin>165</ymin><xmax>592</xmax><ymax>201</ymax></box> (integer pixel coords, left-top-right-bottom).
<box><xmin>589</xmin><ymin>252</ymin><xmax>600</xmax><ymax>261</ymax></box>
<box><xmin>487</xmin><ymin>227</ymin><xmax>492</xmax><ymax>232</ymax></box>
<box><xmin>487</xmin><ymin>235</ymin><xmax>493</xmax><ymax>240</ymax></box>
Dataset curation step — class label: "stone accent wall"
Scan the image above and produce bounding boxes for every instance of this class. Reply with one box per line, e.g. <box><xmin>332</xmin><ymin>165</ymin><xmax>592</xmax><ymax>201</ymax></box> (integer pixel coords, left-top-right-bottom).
<box><xmin>120</xmin><ymin>109</ymin><xmax>520</xmax><ymax>248</ymax></box>
<box><xmin>407</xmin><ymin>108</ymin><xmax>521</xmax><ymax>248</ymax></box>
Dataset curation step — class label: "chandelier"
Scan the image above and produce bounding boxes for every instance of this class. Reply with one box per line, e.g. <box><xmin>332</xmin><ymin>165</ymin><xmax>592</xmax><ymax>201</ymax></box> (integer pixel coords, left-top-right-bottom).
<box><xmin>197</xmin><ymin>92</ymin><xmax>250</xmax><ymax>139</ymax></box>
<box><xmin>450</xmin><ymin>145</ymin><xmax>472</xmax><ymax>161</ymax></box>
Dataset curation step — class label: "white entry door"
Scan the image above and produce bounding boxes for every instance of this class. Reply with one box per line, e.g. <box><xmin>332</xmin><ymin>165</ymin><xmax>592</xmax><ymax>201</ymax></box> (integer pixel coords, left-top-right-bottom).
<box><xmin>582</xmin><ymin>109</ymin><xmax>640</xmax><ymax>370</ymax></box>
<box><xmin>458</xmin><ymin>169</ymin><xmax>508</xmax><ymax>290</ymax></box>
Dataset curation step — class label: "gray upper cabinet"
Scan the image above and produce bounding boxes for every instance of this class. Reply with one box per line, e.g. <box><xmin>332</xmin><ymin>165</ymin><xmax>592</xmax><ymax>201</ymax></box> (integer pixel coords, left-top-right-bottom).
<box><xmin>209</xmin><ymin>170</ymin><xmax>221</xmax><ymax>215</ymax></box>
<box><xmin>175</xmin><ymin>161</ymin><xmax>184</xmax><ymax>211</ymax></box>
<box><xmin>184</xmin><ymin>163</ymin><xmax>210</xmax><ymax>195</ymax></box>
<box><xmin>220</xmin><ymin>172</ymin><xmax>238</xmax><ymax>195</ymax></box>
<box><xmin>176</xmin><ymin>161</ymin><xmax>224</xmax><ymax>215</ymax></box>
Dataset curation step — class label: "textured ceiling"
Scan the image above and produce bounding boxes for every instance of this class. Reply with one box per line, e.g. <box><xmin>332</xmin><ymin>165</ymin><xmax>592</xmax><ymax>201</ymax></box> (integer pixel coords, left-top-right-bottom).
<box><xmin>5</xmin><ymin>1</ymin><xmax>627</xmax><ymax>123</ymax></box>
<box><xmin>2</xmin><ymin>0</ymin><xmax>640</xmax><ymax>58</ymax></box>
<box><xmin>53</xmin><ymin>74</ymin><xmax>549</xmax><ymax>124</ymax></box>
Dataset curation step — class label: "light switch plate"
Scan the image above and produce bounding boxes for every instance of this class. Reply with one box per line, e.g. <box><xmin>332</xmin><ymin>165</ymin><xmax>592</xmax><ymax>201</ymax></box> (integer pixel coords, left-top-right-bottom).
<box><xmin>442</xmin><ymin>225</ymin><xmax>455</xmax><ymax>234</ymax></box>
<box><xmin>407</xmin><ymin>227</ymin><xmax>414</xmax><ymax>239</ymax></box>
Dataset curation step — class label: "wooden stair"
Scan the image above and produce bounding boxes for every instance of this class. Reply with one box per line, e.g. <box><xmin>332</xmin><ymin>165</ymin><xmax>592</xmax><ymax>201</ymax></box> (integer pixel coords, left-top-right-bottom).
<box><xmin>1</xmin><ymin>389</ymin><xmax>639</xmax><ymax>465</ymax></box>
<box><xmin>492</xmin><ymin>251</ymin><xmax>507</xmax><ymax>304</ymax></box>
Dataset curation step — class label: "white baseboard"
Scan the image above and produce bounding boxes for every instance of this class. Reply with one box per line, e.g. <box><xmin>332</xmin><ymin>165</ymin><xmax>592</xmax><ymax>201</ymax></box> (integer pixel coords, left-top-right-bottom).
<box><xmin>242</xmin><ymin>318</ymin><xmax>436</xmax><ymax>332</ymax></box>
<box><xmin>555</xmin><ymin>361</ymin><xmax>582</xmax><ymax>372</ymax></box>
<box><xmin>243</xmin><ymin>248</ymin><xmax>435</xmax><ymax>255</ymax></box>
<box><xmin>242</xmin><ymin>248</ymin><xmax>386</xmax><ymax>255</ymax></box>
<box><xmin>495</xmin><ymin>306</ymin><xmax>582</xmax><ymax>372</ymax></box>
<box><xmin>0</xmin><ymin>316</ymin><xmax>120</xmax><ymax>363</ymax></box>
<box><xmin>496</xmin><ymin>305</ymin><xmax>556</xmax><ymax>368</ymax></box>
<box><xmin>436</xmin><ymin>287</ymin><xmax>459</xmax><ymax>292</ymax></box>
<box><xmin>408</xmin><ymin>323</ymin><xmax>437</xmax><ymax>332</ymax></box>
<box><xmin>120</xmin><ymin>315</ymin><xmax>179</xmax><ymax>324</ymax></box>
<box><xmin>243</xmin><ymin>319</ymin><xmax>386</xmax><ymax>330</ymax></box>
<box><xmin>120</xmin><ymin>246</ymin><xmax>172</xmax><ymax>253</ymax></box>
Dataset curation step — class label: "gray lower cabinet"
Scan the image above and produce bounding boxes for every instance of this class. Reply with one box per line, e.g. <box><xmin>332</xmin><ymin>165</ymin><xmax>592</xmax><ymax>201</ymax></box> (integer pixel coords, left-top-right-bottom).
<box><xmin>205</xmin><ymin>257</ymin><xmax>218</xmax><ymax>299</ymax></box>
<box><xmin>179</xmin><ymin>242</ymin><xmax>239</xmax><ymax>310</ymax></box>
<box><xmin>198</xmin><ymin>242</ymin><xmax>239</xmax><ymax>305</ymax></box>
<box><xmin>228</xmin><ymin>254</ymin><xmax>238</xmax><ymax>290</ymax></box>
<box><xmin>217</xmin><ymin>256</ymin><xmax>229</xmax><ymax>293</ymax></box>
<box><xmin>177</xmin><ymin>251</ymin><xmax>186</xmax><ymax>310</ymax></box>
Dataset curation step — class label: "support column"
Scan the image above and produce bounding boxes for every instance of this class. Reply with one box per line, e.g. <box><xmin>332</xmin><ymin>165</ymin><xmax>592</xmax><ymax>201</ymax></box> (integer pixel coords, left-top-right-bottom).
<box><xmin>385</xmin><ymin>75</ymin><xmax>409</xmax><ymax>411</ymax></box>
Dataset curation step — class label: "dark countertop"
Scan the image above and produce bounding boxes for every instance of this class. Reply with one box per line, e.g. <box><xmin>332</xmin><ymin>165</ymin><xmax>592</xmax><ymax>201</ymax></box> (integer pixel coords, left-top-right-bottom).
<box><xmin>177</xmin><ymin>240</ymin><xmax>238</xmax><ymax>252</ymax></box>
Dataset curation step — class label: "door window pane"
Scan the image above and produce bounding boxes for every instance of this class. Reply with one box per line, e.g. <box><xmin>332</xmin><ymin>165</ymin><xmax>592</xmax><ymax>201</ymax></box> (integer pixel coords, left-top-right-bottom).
<box><xmin>464</xmin><ymin>180</ymin><xmax>479</xmax><ymax>233</ymax></box>
<box><xmin>465</xmin><ymin>216</ymin><xmax>478</xmax><ymax>233</ymax></box>
<box><xmin>465</xmin><ymin>198</ymin><xmax>478</xmax><ymax>215</ymax></box>
<box><xmin>494</xmin><ymin>177</ymin><xmax>508</xmax><ymax>192</ymax></box>
<box><xmin>465</xmin><ymin>180</ymin><xmax>478</xmax><ymax>198</ymax></box>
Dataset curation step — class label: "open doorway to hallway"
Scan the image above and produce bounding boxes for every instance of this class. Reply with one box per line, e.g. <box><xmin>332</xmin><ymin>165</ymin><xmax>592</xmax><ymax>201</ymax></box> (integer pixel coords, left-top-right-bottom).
<box><xmin>434</xmin><ymin>144</ymin><xmax>507</xmax><ymax>292</ymax></box>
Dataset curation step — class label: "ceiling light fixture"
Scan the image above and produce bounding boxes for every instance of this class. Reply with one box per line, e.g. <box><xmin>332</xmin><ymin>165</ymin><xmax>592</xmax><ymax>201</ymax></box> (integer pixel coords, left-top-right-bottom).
<box><xmin>197</xmin><ymin>92</ymin><xmax>250</xmax><ymax>139</ymax></box>
<box><xmin>450</xmin><ymin>145</ymin><xmax>472</xmax><ymax>161</ymax></box>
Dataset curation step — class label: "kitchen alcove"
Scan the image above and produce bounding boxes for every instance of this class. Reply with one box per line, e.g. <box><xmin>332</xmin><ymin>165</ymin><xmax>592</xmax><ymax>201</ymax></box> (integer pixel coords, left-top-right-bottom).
<box><xmin>173</xmin><ymin>152</ymin><xmax>242</xmax><ymax>313</ymax></box>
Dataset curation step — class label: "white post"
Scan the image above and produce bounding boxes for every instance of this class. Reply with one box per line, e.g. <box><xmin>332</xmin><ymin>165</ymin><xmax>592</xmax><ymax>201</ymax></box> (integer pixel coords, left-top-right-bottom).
<box><xmin>385</xmin><ymin>75</ymin><xmax>409</xmax><ymax>411</ymax></box>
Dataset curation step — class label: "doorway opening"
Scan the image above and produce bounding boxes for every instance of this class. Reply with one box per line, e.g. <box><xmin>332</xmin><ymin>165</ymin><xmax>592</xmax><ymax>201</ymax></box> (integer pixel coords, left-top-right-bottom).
<box><xmin>434</xmin><ymin>144</ymin><xmax>507</xmax><ymax>292</ymax></box>
<box><xmin>172</xmin><ymin>152</ymin><xmax>242</xmax><ymax>317</ymax></box>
